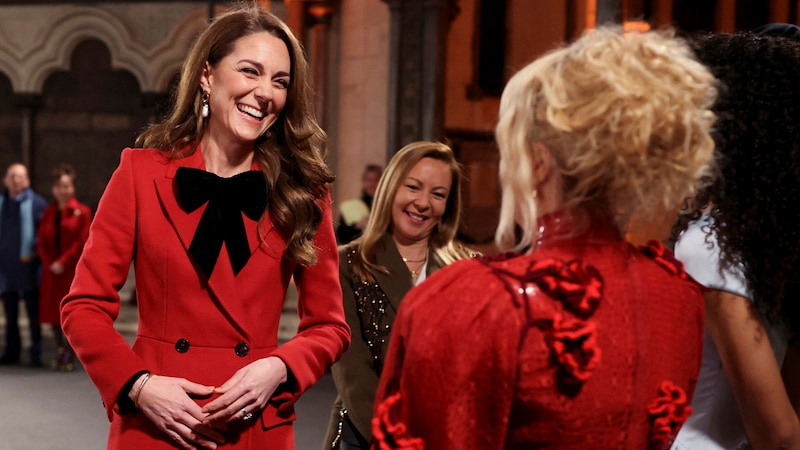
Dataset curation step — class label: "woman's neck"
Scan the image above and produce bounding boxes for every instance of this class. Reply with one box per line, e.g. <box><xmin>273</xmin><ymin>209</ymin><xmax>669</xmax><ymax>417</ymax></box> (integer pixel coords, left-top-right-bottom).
<box><xmin>200</xmin><ymin>135</ymin><xmax>255</xmax><ymax>177</ymax></box>
<box><xmin>534</xmin><ymin>208</ymin><xmax>621</xmax><ymax>248</ymax></box>
<box><xmin>394</xmin><ymin>238</ymin><xmax>429</xmax><ymax>262</ymax></box>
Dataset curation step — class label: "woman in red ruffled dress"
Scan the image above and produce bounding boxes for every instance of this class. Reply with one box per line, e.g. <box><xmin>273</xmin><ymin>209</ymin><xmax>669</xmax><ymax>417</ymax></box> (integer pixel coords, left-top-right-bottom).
<box><xmin>371</xmin><ymin>27</ymin><xmax>717</xmax><ymax>449</ymax></box>
<box><xmin>37</xmin><ymin>163</ymin><xmax>91</xmax><ymax>371</ymax></box>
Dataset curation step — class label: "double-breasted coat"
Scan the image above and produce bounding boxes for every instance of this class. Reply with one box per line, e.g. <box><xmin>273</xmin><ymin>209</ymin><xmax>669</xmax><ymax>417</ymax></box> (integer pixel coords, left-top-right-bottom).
<box><xmin>61</xmin><ymin>148</ymin><xmax>350</xmax><ymax>449</ymax></box>
<box><xmin>37</xmin><ymin>196</ymin><xmax>92</xmax><ymax>324</ymax></box>
<box><xmin>323</xmin><ymin>232</ymin><xmax>444</xmax><ymax>447</ymax></box>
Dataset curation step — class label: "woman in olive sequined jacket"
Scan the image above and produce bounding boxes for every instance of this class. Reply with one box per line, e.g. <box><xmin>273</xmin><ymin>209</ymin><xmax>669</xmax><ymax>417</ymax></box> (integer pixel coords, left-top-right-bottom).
<box><xmin>322</xmin><ymin>141</ymin><xmax>474</xmax><ymax>449</ymax></box>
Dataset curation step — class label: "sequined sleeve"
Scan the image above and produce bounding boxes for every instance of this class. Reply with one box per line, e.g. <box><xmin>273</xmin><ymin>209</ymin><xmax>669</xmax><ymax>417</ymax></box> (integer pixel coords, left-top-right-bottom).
<box><xmin>330</xmin><ymin>246</ymin><xmax>399</xmax><ymax>441</ymax></box>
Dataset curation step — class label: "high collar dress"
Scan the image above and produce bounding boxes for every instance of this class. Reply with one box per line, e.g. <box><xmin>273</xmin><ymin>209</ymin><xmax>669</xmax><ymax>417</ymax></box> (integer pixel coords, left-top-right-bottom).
<box><xmin>372</xmin><ymin>212</ymin><xmax>705</xmax><ymax>449</ymax></box>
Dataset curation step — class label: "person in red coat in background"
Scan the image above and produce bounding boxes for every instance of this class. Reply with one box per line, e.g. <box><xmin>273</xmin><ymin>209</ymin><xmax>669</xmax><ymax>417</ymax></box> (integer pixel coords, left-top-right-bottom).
<box><xmin>371</xmin><ymin>27</ymin><xmax>717</xmax><ymax>449</ymax></box>
<box><xmin>37</xmin><ymin>163</ymin><xmax>91</xmax><ymax>371</ymax></box>
<box><xmin>61</xmin><ymin>4</ymin><xmax>349</xmax><ymax>450</ymax></box>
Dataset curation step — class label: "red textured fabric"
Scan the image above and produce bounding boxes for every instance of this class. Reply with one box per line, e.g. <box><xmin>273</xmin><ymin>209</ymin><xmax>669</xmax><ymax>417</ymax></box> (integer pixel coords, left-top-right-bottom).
<box><xmin>647</xmin><ymin>381</ymin><xmax>693</xmax><ymax>449</ymax></box>
<box><xmin>372</xmin><ymin>214</ymin><xmax>704</xmax><ymax>449</ymax></box>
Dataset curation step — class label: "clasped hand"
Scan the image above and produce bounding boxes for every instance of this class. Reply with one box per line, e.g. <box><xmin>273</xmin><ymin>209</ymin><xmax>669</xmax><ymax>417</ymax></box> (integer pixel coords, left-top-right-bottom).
<box><xmin>133</xmin><ymin>356</ymin><xmax>288</xmax><ymax>450</ymax></box>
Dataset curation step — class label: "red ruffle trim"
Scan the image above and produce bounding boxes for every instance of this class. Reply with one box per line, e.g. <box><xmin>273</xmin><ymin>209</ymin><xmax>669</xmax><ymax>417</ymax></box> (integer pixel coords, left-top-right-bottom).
<box><xmin>639</xmin><ymin>240</ymin><xmax>688</xmax><ymax>280</ymax></box>
<box><xmin>647</xmin><ymin>381</ymin><xmax>692</xmax><ymax>449</ymax></box>
<box><xmin>485</xmin><ymin>256</ymin><xmax>604</xmax><ymax>388</ymax></box>
<box><xmin>372</xmin><ymin>392</ymin><xmax>425</xmax><ymax>450</ymax></box>
<box><xmin>548</xmin><ymin>313</ymin><xmax>601</xmax><ymax>384</ymax></box>
<box><xmin>529</xmin><ymin>258</ymin><xmax>604</xmax><ymax>318</ymax></box>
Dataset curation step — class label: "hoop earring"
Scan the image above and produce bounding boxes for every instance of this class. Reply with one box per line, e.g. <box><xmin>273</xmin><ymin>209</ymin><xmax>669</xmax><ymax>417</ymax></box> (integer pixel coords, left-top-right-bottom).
<box><xmin>201</xmin><ymin>92</ymin><xmax>209</xmax><ymax>118</ymax></box>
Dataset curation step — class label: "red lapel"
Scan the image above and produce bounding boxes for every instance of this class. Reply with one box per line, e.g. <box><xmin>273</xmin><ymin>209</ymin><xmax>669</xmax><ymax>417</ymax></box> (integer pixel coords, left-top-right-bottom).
<box><xmin>152</xmin><ymin>149</ymin><xmax>284</xmax><ymax>334</ymax></box>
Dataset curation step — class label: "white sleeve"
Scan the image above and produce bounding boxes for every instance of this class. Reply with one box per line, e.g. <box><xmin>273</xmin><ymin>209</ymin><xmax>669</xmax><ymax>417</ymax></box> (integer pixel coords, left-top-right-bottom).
<box><xmin>674</xmin><ymin>215</ymin><xmax>750</xmax><ymax>300</ymax></box>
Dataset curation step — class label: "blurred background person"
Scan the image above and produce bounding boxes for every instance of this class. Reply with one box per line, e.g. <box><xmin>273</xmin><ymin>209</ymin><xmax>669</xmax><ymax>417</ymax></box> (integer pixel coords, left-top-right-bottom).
<box><xmin>0</xmin><ymin>162</ymin><xmax>47</xmax><ymax>366</ymax></box>
<box><xmin>324</xmin><ymin>141</ymin><xmax>473</xmax><ymax>449</ymax></box>
<box><xmin>371</xmin><ymin>27</ymin><xmax>717</xmax><ymax>449</ymax></box>
<box><xmin>335</xmin><ymin>164</ymin><xmax>383</xmax><ymax>245</ymax></box>
<box><xmin>671</xmin><ymin>30</ymin><xmax>800</xmax><ymax>449</ymax></box>
<box><xmin>60</xmin><ymin>5</ymin><xmax>349</xmax><ymax>449</ymax></box>
<box><xmin>36</xmin><ymin>163</ymin><xmax>92</xmax><ymax>371</ymax></box>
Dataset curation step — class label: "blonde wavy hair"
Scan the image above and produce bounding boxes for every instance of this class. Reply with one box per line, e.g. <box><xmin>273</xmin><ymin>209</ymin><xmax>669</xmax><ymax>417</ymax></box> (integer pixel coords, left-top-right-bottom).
<box><xmin>351</xmin><ymin>141</ymin><xmax>472</xmax><ymax>282</ymax></box>
<box><xmin>495</xmin><ymin>27</ymin><xmax>717</xmax><ymax>253</ymax></box>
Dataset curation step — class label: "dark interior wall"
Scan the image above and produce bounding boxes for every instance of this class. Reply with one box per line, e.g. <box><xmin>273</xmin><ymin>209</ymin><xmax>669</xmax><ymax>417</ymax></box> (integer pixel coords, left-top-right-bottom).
<box><xmin>672</xmin><ymin>0</ymin><xmax>716</xmax><ymax>33</ymax></box>
<box><xmin>735</xmin><ymin>0</ymin><xmax>769</xmax><ymax>31</ymax></box>
<box><xmin>671</xmin><ymin>0</ymin><xmax>774</xmax><ymax>33</ymax></box>
<box><xmin>33</xmin><ymin>39</ymin><xmax>157</xmax><ymax>210</ymax></box>
<box><xmin>0</xmin><ymin>74</ymin><xmax>22</xmax><ymax>177</ymax></box>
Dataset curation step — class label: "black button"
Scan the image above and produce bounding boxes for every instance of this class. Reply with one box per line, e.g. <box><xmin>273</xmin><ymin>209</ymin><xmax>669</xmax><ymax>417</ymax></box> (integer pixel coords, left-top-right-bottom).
<box><xmin>175</xmin><ymin>338</ymin><xmax>190</xmax><ymax>353</ymax></box>
<box><xmin>234</xmin><ymin>342</ymin><xmax>249</xmax><ymax>357</ymax></box>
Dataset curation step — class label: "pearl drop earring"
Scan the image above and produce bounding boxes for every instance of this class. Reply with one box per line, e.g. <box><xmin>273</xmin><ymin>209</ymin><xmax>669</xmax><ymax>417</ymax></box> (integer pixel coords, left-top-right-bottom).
<box><xmin>201</xmin><ymin>91</ymin><xmax>209</xmax><ymax>118</ymax></box>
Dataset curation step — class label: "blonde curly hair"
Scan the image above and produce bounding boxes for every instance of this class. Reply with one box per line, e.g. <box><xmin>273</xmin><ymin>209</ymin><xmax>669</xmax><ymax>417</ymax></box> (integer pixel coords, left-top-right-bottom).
<box><xmin>495</xmin><ymin>27</ymin><xmax>717</xmax><ymax>253</ymax></box>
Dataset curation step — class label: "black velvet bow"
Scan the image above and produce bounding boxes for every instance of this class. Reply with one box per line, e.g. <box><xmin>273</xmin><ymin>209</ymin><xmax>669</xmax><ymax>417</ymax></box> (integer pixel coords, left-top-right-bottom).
<box><xmin>174</xmin><ymin>167</ymin><xmax>268</xmax><ymax>279</ymax></box>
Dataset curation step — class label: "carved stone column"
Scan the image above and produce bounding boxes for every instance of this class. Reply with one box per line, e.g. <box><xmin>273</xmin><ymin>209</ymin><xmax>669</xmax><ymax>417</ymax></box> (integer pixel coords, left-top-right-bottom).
<box><xmin>282</xmin><ymin>0</ymin><xmax>337</xmax><ymax>128</ymax></box>
<box><xmin>796</xmin><ymin>0</ymin><xmax>800</xmax><ymax>24</ymax></box>
<box><xmin>769</xmin><ymin>0</ymin><xmax>790</xmax><ymax>22</ymax></box>
<box><xmin>652</xmin><ymin>0</ymin><xmax>674</xmax><ymax>27</ymax></box>
<box><xmin>382</xmin><ymin>0</ymin><xmax>459</xmax><ymax>154</ymax></box>
<box><xmin>284</xmin><ymin>0</ymin><xmax>307</xmax><ymax>40</ymax></box>
<box><xmin>597</xmin><ymin>0</ymin><xmax>622</xmax><ymax>24</ymax></box>
<box><xmin>12</xmin><ymin>94</ymin><xmax>40</xmax><ymax>177</ymax></box>
<box><xmin>308</xmin><ymin>4</ymin><xmax>335</xmax><ymax>127</ymax></box>
<box><xmin>715</xmin><ymin>0</ymin><xmax>736</xmax><ymax>32</ymax></box>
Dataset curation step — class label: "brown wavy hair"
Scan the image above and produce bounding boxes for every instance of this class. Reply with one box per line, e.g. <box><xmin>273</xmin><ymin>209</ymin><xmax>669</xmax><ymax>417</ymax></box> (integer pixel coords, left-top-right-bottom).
<box><xmin>135</xmin><ymin>2</ymin><xmax>333</xmax><ymax>266</ymax></box>
<box><xmin>51</xmin><ymin>163</ymin><xmax>77</xmax><ymax>185</ymax></box>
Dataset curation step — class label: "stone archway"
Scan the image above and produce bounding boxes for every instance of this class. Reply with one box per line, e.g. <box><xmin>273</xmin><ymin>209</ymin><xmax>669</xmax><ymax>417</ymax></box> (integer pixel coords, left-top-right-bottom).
<box><xmin>0</xmin><ymin>4</ymin><xmax>211</xmax><ymax>199</ymax></box>
<box><xmin>0</xmin><ymin>5</ymin><xmax>207</xmax><ymax>96</ymax></box>
<box><xmin>32</xmin><ymin>39</ymin><xmax>151</xmax><ymax>208</ymax></box>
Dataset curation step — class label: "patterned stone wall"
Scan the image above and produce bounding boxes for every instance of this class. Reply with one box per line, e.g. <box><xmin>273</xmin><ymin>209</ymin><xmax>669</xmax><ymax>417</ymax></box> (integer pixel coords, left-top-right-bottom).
<box><xmin>0</xmin><ymin>2</ymin><xmax>209</xmax><ymax>207</ymax></box>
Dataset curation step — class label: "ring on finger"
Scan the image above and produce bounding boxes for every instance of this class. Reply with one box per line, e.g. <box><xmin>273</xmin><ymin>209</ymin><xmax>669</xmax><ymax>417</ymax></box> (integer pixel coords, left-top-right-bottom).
<box><xmin>241</xmin><ymin>408</ymin><xmax>253</xmax><ymax>421</ymax></box>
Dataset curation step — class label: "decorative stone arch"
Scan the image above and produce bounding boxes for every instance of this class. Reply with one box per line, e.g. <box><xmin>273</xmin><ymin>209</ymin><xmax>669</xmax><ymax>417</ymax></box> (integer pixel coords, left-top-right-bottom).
<box><xmin>0</xmin><ymin>53</ymin><xmax>21</xmax><ymax>92</ymax></box>
<box><xmin>0</xmin><ymin>5</ymin><xmax>208</xmax><ymax>95</ymax></box>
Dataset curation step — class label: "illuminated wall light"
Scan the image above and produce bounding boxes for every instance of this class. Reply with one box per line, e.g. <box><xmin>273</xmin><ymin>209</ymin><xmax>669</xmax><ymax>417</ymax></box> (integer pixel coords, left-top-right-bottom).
<box><xmin>623</xmin><ymin>20</ymin><xmax>652</xmax><ymax>32</ymax></box>
<box><xmin>586</xmin><ymin>0</ymin><xmax>597</xmax><ymax>29</ymax></box>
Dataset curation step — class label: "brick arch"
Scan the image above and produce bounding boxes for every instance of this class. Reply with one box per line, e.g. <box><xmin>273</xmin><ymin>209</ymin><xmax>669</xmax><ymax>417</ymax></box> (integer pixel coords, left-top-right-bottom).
<box><xmin>0</xmin><ymin>5</ymin><xmax>208</xmax><ymax>95</ymax></box>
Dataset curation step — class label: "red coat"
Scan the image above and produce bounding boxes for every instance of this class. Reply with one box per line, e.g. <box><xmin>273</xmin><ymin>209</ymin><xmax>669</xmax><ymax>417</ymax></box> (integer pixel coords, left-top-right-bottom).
<box><xmin>37</xmin><ymin>197</ymin><xmax>92</xmax><ymax>324</ymax></box>
<box><xmin>61</xmin><ymin>148</ymin><xmax>350</xmax><ymax>449</ymax></box>
<box><xmin>372</xmin><ymin>214</ymin><xmax>704</xmax><ymax>450</ymax></box>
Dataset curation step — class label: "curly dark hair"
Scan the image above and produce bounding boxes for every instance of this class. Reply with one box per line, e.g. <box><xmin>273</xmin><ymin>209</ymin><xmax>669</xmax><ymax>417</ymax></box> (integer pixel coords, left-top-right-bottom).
<box><xmin>673</xmin><ymin>32</ymin><xmax>800</xmax><ymax>334</ymax></box>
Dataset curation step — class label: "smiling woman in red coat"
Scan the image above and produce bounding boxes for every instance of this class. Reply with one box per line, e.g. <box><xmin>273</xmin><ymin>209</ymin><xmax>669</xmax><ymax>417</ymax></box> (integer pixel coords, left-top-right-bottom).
<box><xmin>37</xmin><ymin>163</ymin><xmax>91</xmax><ymax>371</ymax></box>
<box><xmin>60</xmin><ymin>5</ymin><xmax>350</xmax><ymax>450</ymax></box>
